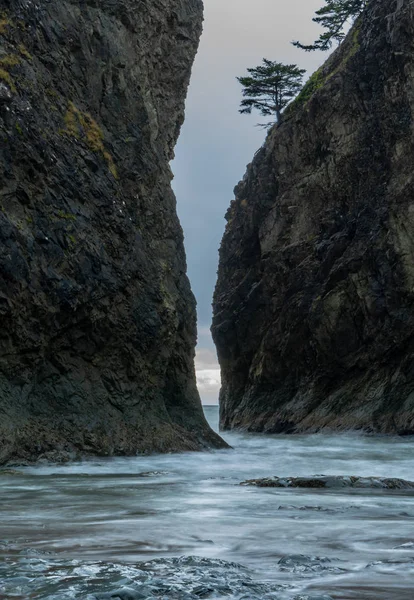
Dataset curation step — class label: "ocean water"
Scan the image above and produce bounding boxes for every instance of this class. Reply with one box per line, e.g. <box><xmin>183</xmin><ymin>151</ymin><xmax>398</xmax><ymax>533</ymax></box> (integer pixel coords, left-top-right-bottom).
<box><xmin>1</xmin><ymin>406</ymin><xmax>414</xmax><ymax>599</ymax></box>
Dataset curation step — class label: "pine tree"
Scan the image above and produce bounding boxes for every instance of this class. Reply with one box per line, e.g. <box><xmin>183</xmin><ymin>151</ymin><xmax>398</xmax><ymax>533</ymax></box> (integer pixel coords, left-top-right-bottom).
<box><xmin>237</xmin><ymin>59</ymin><xmax>306</xmax><ymax>127</ymax></box>
<box><xmin>293</xmin><ymin>0</ymin><xmax>367</xmax><ymax>52</ymax></box>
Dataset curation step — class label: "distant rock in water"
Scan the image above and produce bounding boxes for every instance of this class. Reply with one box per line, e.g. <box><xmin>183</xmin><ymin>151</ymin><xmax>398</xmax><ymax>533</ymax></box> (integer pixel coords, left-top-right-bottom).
<box><xmin>0</xmin><ymin>0</ymin><xmax>226</xmax><ymax>464</ymax></box>
<box><xmin>213</xmin><ymin>0</ymin><xmax>414</xmax><ymax>435</ymax></box>
<box><xmin>241</xmin><ymin>476</ymin><xmax>414</xmax><ymax>490</ymax></box>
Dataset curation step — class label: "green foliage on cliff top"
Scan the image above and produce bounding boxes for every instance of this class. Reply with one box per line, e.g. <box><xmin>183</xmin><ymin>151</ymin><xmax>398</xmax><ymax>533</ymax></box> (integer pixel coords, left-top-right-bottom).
<box><xmin>238</xmin><ymin>59</ymin><xmax>306</xmax><ymax>127</ymax></box>
<box><xmin>293</xmin><ymin>0</ymin><xmax>366</xmax><ymax>52</ymax></box>
<box><xmin>286</xmin><ymin>23</ymin><xmax>361</xmax><ymax>115</ymax></box>
<box><xmin>286</xmin><ymin>68</ymin><xmax>325</xmax><ymax>114</ymax></box>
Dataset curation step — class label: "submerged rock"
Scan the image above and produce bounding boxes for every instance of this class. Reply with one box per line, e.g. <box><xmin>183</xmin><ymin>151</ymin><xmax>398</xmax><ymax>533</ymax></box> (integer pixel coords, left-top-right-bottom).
<box><xmin>241</xmin><ymin>476</ymin><xmax>414</xmax><ymax>490</ymax></box>
<box><xmin>96</xmin><ymin>590</ymin><xmax>147</xmax><ymax>600</ymax></box>
<box><xmin>0</xmin><ymin>0</ymin><xmax>226</xmax><ymax>464</ymax></box>
<box><xmin>293</xmin><ymin>596</ymin><xmax>333</xmax><ymax>600</ymax></box>
<box><xmin>212</xmin><ymin>0</ymin><xmax>414</xmax><ymax>434</ymax></box>
<box><xmin>92</xmin><ymin>556</ymin><xmax>286</xmax><ymax>600</ymax></box>
<box><xmin>278</xmin><ymin>555</ymin><xmax>333</xmax><ymax>573</ymax></box>
<box><xmin>366</xmin><ymin>557</ymin><xmax>414</xmax><ymax>572</ymax></box>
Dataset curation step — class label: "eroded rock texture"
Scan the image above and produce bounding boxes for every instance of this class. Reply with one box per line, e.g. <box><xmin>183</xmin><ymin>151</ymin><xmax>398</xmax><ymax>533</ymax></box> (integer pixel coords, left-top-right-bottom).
<box><xmin>0</xmin><ymin>0</ymin><xmax>225</xmax><ymax>463</ymax></box>
<box><xmin>213</xmin><ymin>0</ymin><xmax>414</xmax><ymax>435</ymax></box>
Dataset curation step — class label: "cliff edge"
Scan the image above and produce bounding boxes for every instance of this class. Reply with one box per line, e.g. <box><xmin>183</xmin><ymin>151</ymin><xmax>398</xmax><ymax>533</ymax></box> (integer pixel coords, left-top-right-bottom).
<box><xmin>0</xmin><ymin>0</ymin><xmax>225</xmax><ymax>464</ymax></box>
<box><xmin>213</xmin><ymin>0</ymin><xmax>414</xmax><ymax>435</ymax></box>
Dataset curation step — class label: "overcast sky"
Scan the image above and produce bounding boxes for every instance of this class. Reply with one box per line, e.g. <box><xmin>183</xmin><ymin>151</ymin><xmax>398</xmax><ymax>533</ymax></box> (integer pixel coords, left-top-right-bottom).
<box><xmin>172</xmin><ymin>0</ymin><xmax>328</xmax><ymax>404</ymax></box>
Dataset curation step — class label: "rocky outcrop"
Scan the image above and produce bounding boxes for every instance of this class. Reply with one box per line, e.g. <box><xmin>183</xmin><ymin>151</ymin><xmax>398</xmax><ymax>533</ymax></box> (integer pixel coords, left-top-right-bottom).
<box><xmin>241</xmin><ymin>476</ymin><xmax>414</xmax><ymax>490</ymax></box>
<box><xmin>213</xmin><ymin>0</ymin><xmax>414</xmax><ymax>435</ymax></box>
<box><xmin>0</xmin><ymin>0</ymin><xmax>226</xmax><ymax>464</ymax></box>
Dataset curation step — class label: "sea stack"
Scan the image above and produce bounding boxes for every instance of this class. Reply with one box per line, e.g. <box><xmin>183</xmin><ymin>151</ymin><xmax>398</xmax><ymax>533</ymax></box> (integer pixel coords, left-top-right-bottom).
<box><xmin>213</xmin><ymin>0</ymin><xmax>414</xmax><ymax>435</ymax></box>
<box><xmin>0</xmin><ymin>0</ymin><xmax>225</xmax><ymax>464</ymax></box>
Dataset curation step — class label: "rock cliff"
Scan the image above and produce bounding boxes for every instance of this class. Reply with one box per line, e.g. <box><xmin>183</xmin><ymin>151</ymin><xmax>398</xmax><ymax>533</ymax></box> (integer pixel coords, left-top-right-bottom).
<box><xmin>0</xmin><ymin>0</ymin><xmax>225</xmax><ymax>464</ymax></box>
<box><xmin>213</xmin><ymin>0</ymin><xmax>414</xmax><ymax>435</ymax></box>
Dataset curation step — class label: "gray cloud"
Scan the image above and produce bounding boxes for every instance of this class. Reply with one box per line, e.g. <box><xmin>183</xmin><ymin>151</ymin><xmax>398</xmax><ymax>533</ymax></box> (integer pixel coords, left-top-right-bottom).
<box><xmin>195</xmin><ymin>348</ymin><xmax>221</xmax><ymax>405</ymax></box>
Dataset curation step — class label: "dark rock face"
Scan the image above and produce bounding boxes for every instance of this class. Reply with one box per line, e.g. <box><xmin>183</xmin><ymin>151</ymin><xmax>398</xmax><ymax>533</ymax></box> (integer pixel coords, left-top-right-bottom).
<box><xmin>213</xmin><ymin>0</ymin><xmax>414</xmax><ymax>434</ymax></box>
<box><xmin>0</xmin><ymin>0</ymin><xmax>226</xmax><ymax>464</ymax></box>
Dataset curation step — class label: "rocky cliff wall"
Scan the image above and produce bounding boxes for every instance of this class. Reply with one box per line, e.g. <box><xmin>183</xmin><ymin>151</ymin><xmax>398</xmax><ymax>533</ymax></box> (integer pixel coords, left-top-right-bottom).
<box><xmin>0</xmin><ymin>0</ymin><xmax>225</xmax><ymax>464</ymax></box>
<box><xmin>213</xmin><ymin>0</ymin><xmax>414</xmax><ymax>435</ymax></box>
